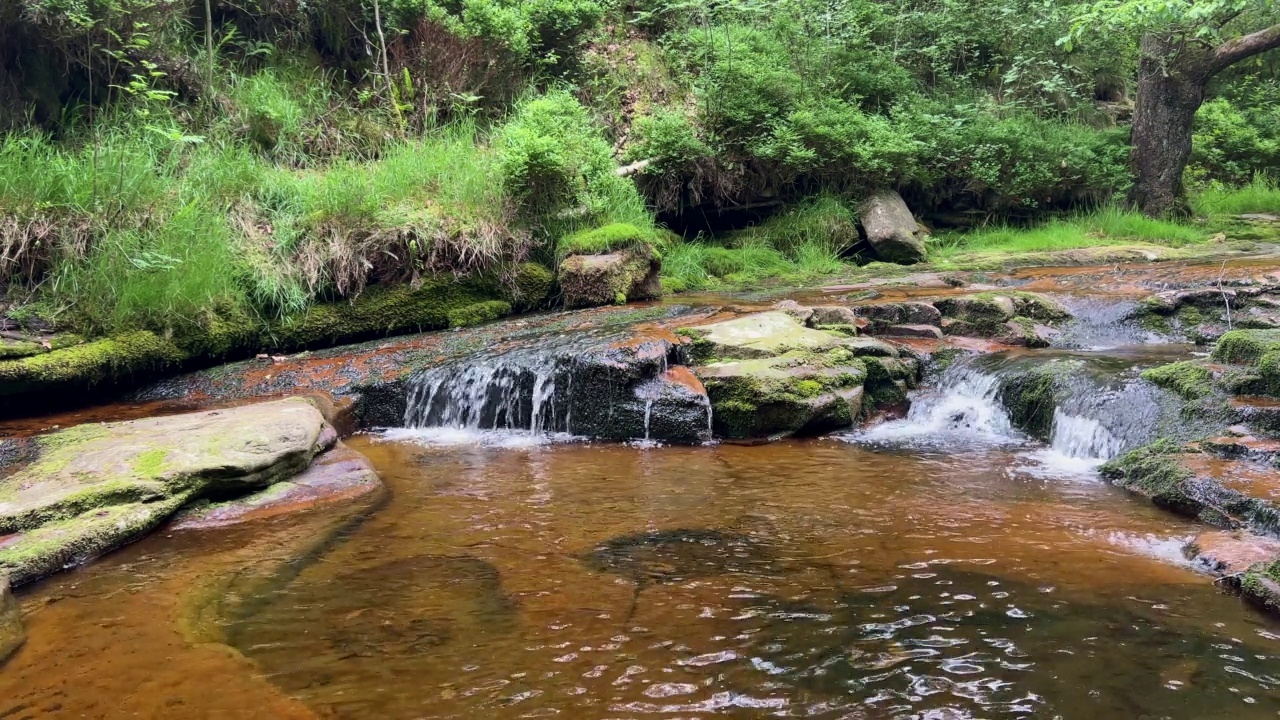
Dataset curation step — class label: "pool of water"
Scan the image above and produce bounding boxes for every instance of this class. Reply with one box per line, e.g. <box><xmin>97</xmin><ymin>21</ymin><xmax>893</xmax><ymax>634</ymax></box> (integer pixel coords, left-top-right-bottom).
<box><xmin>4</xmin><ymin>431</ymin><xmax>1280</xmax><ymax>719</ymax></box>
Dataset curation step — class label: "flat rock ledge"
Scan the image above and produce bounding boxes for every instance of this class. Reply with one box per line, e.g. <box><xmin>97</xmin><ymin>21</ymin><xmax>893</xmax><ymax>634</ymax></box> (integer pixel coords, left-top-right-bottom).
<box><xmin>0</xmin><ymin>397</ymin><xmax>338</xmax><ymax>587</ymax></box>
<box><xmin>173</xmin><ymin>441</ymin><xmax>382</xmax><ymax>529</ymax></box>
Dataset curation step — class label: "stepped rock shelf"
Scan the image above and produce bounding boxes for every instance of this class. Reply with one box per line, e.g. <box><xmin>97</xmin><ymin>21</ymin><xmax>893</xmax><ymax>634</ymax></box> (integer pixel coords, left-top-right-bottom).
<box><xmin>13</xmin><ymin>254</ymin><xmax>1280</xmax><ymax>691</ymax></box>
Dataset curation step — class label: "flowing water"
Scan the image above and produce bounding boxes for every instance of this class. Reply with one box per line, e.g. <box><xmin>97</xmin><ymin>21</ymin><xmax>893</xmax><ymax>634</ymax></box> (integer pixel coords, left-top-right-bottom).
<box><xmin>7</xmin><ymin>280</ymin><xmax>1280</xmax><ymax>718</ymax></box>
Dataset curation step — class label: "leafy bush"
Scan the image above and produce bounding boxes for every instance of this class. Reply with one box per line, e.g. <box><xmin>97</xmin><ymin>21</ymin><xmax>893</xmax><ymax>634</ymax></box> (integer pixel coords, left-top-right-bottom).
<box><xmin>1191</xmin><ymin>98</ymin><xmax>1280</xmax><ymax>187</ymax></box>
<box><xmin>736</xmin><ymin>195</ymin><xmax>860</xmax><ymax>258</ymax></box>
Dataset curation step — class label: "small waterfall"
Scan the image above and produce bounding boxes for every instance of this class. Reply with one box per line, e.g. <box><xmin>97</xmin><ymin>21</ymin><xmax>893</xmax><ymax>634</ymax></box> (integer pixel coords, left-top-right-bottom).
<box><xmin>1048</xmin><ymin>407</ymin><xmax>1123</xmax><ymax>461</ymax></box>
<box><xmin>856</xmin><ymin>364</ymin><xmax>1020</xmax><ymax>446</ymax></box>
<box><xmin>402</xmin><ymin>352</ymin><xmax>572</xmax><ymax>438</ymax></box>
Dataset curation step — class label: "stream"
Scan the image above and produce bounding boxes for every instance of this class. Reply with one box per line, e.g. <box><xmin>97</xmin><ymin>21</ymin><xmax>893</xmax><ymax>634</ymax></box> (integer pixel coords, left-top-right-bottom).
<box><xmin>5</xmin><ymin>260</ymin><xmax>1280</xmax><ymax>718</ymax></box>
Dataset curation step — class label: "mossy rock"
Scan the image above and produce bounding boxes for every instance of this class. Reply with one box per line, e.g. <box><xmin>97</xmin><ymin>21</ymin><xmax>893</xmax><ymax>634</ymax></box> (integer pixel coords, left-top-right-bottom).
<box><xmin>266</xmin><ymin>276</ymin><xmax>512</xmax><ymax>351</ymax></box>
<box><xmin>0</xmin><ymin>397</ymin><xmax>335</xmax><ymax>586</ymax></box>
<box><xmin>0</xmin><ymin>331</ymin><xmax>186</xmax><ymax>398</ymax></box>
<box><xmin>996</xmin><ymin>359</ymin><xmax>1081</xmax><ymax>440</ymax></box>
<box><xmin>1141</xmin><ymin>361</ymin><xmax>1214</xmax><ymax>401</ymax></box>
<box><xmin>558</xmin><ymin>250</ymin><xmax>662</xmax><ymax>309</ymax></box>
<box><xmin>696</xmin><ymin>351</ymin><xmax>867</xmax><ymax>439</ymax></box>
<box><xmin>680</xmin><ymin>312</ymin><xmax>896</xmax><ymax>364</ymax></box>
<box><xmin>1100</xmin><ymin>440</ymin><xmax>1280</xmax><ymax>532</ymax></box>
<box><xmin>505</xmin><ymin>262</ymin><xmax>555</xmax><ymax>310</ymax></box>
<box><xmin>1240</xmin><ymin>561</ymin><xmax>1280</xmax><ymax>616</ymax></box>
<box><xmin>936</xmin><ymin>292</ymin><xmax>1070</xmax><ymax>340</ymax></box>
<box><xmin>1212</xmin><ymin>330</ymin><xmax>1280</xmax><ymax>396</ymax></box>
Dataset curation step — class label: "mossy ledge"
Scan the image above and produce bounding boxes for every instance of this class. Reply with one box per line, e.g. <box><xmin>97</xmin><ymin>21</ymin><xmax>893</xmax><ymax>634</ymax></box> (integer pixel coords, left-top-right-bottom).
<box><xmin>0</xmin><ymin>265</ymin><xmax>552</xmax><ymax>404</ymax></box>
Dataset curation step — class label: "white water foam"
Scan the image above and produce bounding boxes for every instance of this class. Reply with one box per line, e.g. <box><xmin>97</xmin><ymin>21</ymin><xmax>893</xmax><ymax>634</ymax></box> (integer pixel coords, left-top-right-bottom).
<box><xmin>854</xmin><ymin>366</ymin><xmax>1022</xmax><ymax>448</ymax></box>
<box><xmin>379</xmin><ymin>426</ymin><xmax>580</xmax><ymax>449</ymax></box>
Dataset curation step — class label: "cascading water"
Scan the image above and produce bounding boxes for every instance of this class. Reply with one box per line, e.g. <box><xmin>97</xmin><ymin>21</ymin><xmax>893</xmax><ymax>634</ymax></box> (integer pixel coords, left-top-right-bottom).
<box><xmin>396</xmin><ymin>349</ymin><xmax>577</xmax><ymax>447</ymax></box>
<box><xmin>856</xmin><ymin>363</ymin><xmax>1020</xmax><ymax>447</ymax></box>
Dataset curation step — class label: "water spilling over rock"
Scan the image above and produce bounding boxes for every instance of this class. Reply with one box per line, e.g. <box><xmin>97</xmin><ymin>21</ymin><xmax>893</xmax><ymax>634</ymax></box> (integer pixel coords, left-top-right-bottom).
<box><xmin>401</xmin><ymin>328</ymin><xmax>713</xmax><ymax>445</ymax></box>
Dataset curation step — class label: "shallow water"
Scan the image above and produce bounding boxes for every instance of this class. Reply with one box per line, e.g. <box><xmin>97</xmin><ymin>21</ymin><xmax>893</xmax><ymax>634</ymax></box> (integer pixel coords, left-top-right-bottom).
<box><xmin>5</xmin><ymin>432</ymin><xmax>1280</xmax><ymax>719</ymax></box>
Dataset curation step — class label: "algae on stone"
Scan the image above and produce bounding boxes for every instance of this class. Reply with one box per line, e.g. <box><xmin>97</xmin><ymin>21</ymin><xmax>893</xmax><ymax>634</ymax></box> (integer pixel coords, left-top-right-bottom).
<box><xmin>0</xmin><ymin>397</ymin><xmax>335</xmax><ymax>586</ymax></box>
<box><xmin>697</xmin><ymin>351</ymin><xmax>867</xmax><ymax>438</ymax></box>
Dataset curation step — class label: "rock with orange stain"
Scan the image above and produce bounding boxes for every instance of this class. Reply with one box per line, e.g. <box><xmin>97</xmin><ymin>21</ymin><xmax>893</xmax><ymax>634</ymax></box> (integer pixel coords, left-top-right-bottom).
<box><xmin>1187</xmin><ymin>531</ymin><xmax>1280</xmax><ymax>575</ymax></box>
<box><xmin>0</xmin><ymin>574</ymin><xmax>20</xmax><ymax>664</ymax></box>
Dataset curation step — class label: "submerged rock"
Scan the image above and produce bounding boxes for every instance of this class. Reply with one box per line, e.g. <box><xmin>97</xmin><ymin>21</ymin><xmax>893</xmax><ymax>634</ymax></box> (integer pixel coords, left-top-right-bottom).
<box><xmin>559</xmin><ymin>250</ymin><xmax>661</xmax><ymax>309</ymax></box>
<box><xmin>0</xmin><ymin>575</ymin><xmax>20</xmax><ymax>664</ymax></box>
<box><xmin>0</xmin><ymin>397</ymin><xmax>335</xmax><ymax>585</ymax></box>
<box><xmin>580</xmin><ymin>528</ymin><xmax>776</xmax><ymax>585</ymax></box>
<box><xmin>859</xmin><ymin>191</ymin><xmax>927</xmax><ymax>265</ymax></box>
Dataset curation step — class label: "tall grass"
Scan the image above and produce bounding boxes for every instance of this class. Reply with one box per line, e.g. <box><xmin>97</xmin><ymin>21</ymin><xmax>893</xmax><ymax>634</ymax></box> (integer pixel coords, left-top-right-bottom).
<box><xmin>1193</xmin><ymin>174</ymin><xmax>1280</xmax><ymax>216</ymax></box>
<box><xmin>929</xmin><ymin>206</ymin><xmax>1209</xmax><ymax>260</ymax></box>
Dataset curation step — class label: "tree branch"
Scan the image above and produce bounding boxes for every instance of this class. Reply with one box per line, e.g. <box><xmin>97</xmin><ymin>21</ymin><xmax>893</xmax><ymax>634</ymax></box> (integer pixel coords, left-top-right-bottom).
<box><xmin>1209</xmin><ymin>23</ymin><xmax>1280</xmax><ymax>76</ymax></box>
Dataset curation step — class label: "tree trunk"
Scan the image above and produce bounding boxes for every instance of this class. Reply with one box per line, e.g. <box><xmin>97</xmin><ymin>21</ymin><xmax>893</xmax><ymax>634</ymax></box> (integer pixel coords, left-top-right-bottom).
<box><xmin>1129</xmin><ymin>35</ymin><xmax>1206</xmax><ymax>217</ymax></box>
<box><xmin>1129</xmin><ymin>25</ymin><xmax>1280</xmax><ymax>217</ymax></box>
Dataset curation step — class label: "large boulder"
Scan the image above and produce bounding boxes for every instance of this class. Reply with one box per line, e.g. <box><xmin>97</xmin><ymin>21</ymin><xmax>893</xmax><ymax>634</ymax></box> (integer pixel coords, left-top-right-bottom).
<box><xmin>681</xmin><ymin>311</ymin><xmax>916</xmax><ymax>438</ymax></box>
<box><xmin>559</xmin><ymin>251</ymin><xmax>662</xmax><ymax>309</ymax></box>
<box><xmin>859</xmin><ymin>191</ymin><xmax>927</xmax><ymax>265</ymax></box>
<box><xmin>0</xmin><ymin>575</ymin><xmax>20</xmax><ymax>664</ymax></box>
<box><xmin>0</xmin><ymin>397</ymin><xmax>335</xmax><ymax>586</ymax></box>
<box><xmin>697</xmin><ymin>353</ymin><xmax>866</xmax><ymax>439</ymax></box>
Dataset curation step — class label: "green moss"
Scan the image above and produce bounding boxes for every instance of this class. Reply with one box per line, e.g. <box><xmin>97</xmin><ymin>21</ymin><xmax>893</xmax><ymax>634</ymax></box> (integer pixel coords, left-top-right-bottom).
<box><xmin>0</xmin><ymin>496</ymin><xmax>191</xmax><ymax>586</ymax></box>
<box><xmin>1098</xmin><ymin>440</ymin><xmax>1220</xmax><ymax>521</ymax></box>
<box><xmin>997</xmin><ymin>360</ymin><xmax>1078</xmax><ymax>440</ymax></box>
<box><xmin>0</xmin><ymin>339</ymin><xmax>43</xmax><ymax>359</ymax></box>
<box><xmin>446</xmin><ymin>300</ymin><xmax>512</xmax><ymax>328</ymax></box>
<box><xmin>1240</xmin><ymin>561</ymin><xmax>1280</xmax><ymax>616</ymax></box>
<box><xmin>558</xmin><ymin>223</ymin><xmax>663</xmax><ymax>259</ymax></box>
<box><xmin>0</xmin><ymin>331</ymin><xmax>186</xmax><ymax>397</ymax></box>
<box><xmin>1141</xmin><ymin>361</ymin><xmax>1214</xmax><ymax>400</ymax></box>
<box><xmin>1213</xmin><ymin>329</ymin><xmax>1280</xmax><ymax>365</ymax></box>
<box><xmin>506</xmin><ymin>263</ymin><xmax>555</xmax><ymax>309</ymax></box>
<box><xmin>132</xmin><ymin>448</ymin><xmax>170</xmax><ymax>477</ymax></box>
<box><xmin>266</xmin><ymin>277</ymin><xmax>509</xmax><ymax>350</ymax></box>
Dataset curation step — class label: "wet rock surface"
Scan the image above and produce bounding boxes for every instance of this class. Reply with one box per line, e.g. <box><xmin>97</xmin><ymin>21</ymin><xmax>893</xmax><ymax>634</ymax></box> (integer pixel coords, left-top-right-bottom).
<box><xmin>0</xmin><ymin>575</ymin><xmax>20</xmax><ymax>664</ymax></box>
<box><xmin>0</xmin><ymin>398</ymin><xmax>336</xmax><ymax>585</ymax></box>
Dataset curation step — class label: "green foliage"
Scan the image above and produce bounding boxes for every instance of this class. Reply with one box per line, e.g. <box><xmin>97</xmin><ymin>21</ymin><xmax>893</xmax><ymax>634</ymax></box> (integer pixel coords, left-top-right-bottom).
<box><xmin>736</xmin><ymin>195</ymin><xmax>860</xmax><ymax>258</ymax></box>
<box><xmin>1191</xmin><ymin>95</ymin><xmax>1280</xmax><ymax>187</ymax></box>
<box><xmin>558</xmin><ymin>223</ymin><xmax>664</xmax><ymax>258</ymax></box>
<box><xmin>386</xmin><ymin>0</ymin><xmax>606</xmax><ymax>67</ymax></box>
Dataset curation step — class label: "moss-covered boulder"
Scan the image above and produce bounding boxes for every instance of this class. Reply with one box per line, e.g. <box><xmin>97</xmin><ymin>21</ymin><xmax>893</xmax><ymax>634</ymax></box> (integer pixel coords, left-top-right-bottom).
<box><xmin>0</xmin><ymin>397</ymin><xmax>335</xmax><ymax>586</ymax></box>
<box><xmin>1141</xmin><ymin>360</ymin><xmax>1215</xmax><ymax>401</ymax></box>
<box><xmin>559</xmin><ymin>251</ymin><xmax>662</xmax><ymax>309</ymax></box>
<box><xmin>0</xmin><ymin>575</ymin><xmax>20</xmax><ymax>664</ymax></box>
<box><xmin>1099</xmin><ymin>440</ymin><xmax>1280</xmax><ymax>532</ymax></box>
<box><xmin>993</xmin><ymin>358</ymin><xmax>1080</xmax><ymax>440</ymax></box>
<box><xmin>557</xmin><ymin>224</ymin><xmax>663</xmax><ymax>309</ymax></box>
<box><xmin>682</xmin><ymin>310</ymin><xmax>915</xmax><ymax>438</ymax></box>
<box><xmin>1208</xmin><ymin>329</ymin><xmax>1280</xmax><ymax>397</ymax></box>
<box><xmin>697</xmin><ymin>351</ymin><xmax>867</xmax><ymax>439</ymax></box>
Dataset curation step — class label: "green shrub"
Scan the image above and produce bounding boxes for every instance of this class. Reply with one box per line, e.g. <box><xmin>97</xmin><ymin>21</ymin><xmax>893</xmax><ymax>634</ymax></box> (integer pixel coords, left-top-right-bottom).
<box><xmin>737</xmin><ymin>195</ymin><xmax>860</xmax><ymax>258</ymax></box>
<box><xmin>1191</xmin><ymin>97</ymin><xmax>1280</xmax><ymax>187</ymax></box>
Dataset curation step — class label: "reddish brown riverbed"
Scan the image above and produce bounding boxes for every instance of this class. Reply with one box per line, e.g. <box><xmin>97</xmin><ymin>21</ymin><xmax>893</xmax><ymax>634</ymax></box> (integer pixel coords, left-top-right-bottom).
<box><xmin>4</xmin><ymin>433</ymin><xmax>1280</xmax><ymax>718</ymax></box>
